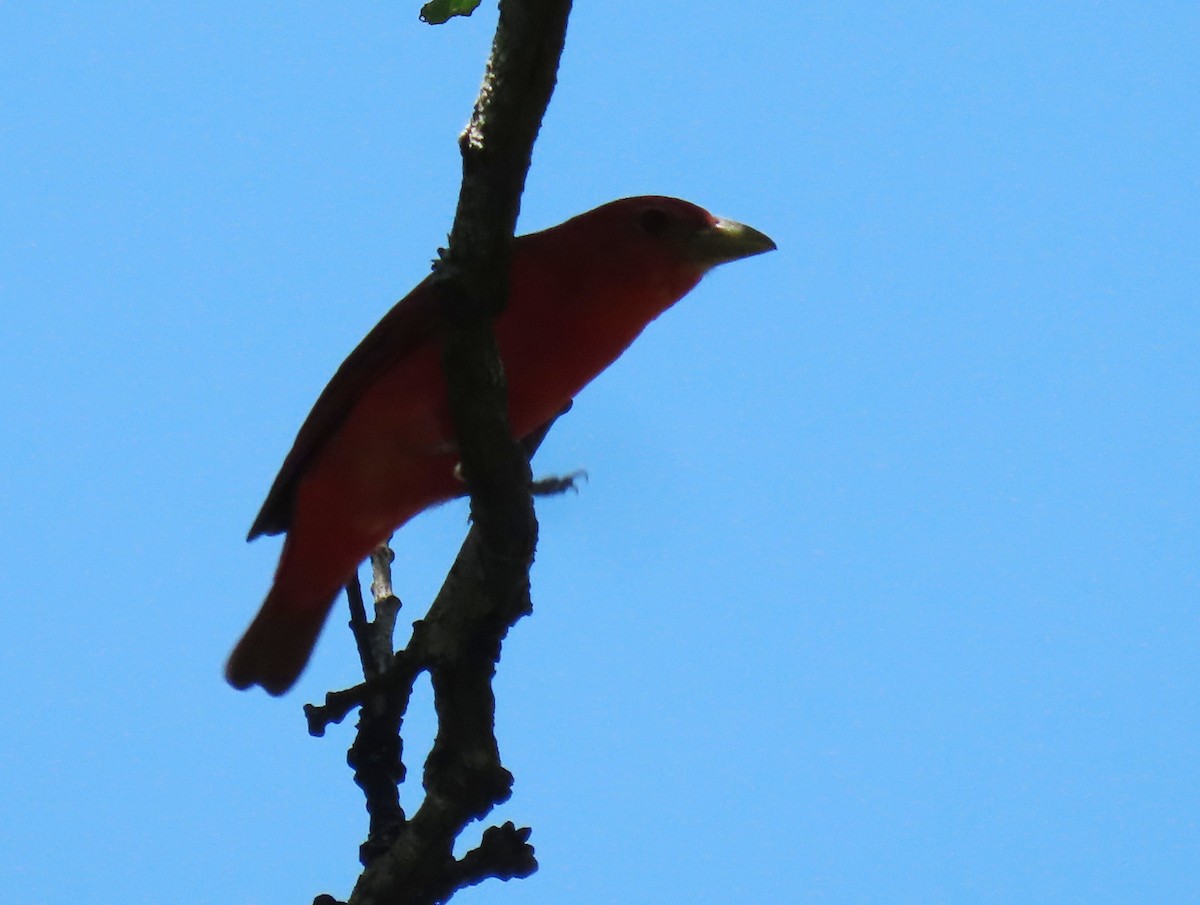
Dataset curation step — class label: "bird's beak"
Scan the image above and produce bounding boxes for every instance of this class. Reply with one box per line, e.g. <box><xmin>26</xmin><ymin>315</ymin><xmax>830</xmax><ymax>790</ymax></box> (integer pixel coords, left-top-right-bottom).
<box><xmin>688</xmin><ymin>216</ymin><xmax>777</xmax><ymax>268</ymax></box>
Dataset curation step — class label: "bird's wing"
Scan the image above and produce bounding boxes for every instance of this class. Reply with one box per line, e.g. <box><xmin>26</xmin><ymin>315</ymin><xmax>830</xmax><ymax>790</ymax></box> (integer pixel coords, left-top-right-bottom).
<box><xmin>247</xmin><ymin>274</ymin><xmax>441</xmax><ymax>540</ymax></box>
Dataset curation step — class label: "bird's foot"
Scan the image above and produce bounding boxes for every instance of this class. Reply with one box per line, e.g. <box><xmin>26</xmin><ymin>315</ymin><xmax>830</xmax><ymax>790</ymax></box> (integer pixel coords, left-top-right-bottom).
<box><xmin>531</xmin><ymin>469</ymin><xmax>587</xmax><ymax>497</ymax></box>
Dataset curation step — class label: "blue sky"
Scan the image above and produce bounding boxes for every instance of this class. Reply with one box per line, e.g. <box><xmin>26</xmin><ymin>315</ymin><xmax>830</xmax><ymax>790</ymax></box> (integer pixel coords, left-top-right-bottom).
<box><xmin>2</xmin><ymin>2</ymin><xmax>1197</xmax><ymax>903</ymax></box>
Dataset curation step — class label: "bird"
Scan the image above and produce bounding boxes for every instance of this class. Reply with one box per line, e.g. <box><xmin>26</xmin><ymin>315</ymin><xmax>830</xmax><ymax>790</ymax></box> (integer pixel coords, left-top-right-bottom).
<box><xmin>226</xmin><ymin>196</ymin><xmax>776</xmax><ymax>695</ymax></box>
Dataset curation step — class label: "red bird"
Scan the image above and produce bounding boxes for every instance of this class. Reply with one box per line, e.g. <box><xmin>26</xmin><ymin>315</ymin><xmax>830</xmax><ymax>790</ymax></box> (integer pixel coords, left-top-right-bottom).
<box><xmin>227</xmin><ymin>196</ymin><xmax>775</xmax><ymax>694</ymax></box>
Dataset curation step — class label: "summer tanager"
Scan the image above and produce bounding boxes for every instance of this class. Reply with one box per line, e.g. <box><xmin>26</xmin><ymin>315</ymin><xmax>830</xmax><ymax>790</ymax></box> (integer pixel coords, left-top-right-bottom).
<box><xmin>227</xmin><ymin>196</ymin><xmax>775</xmax><ymax>695</ymax></box>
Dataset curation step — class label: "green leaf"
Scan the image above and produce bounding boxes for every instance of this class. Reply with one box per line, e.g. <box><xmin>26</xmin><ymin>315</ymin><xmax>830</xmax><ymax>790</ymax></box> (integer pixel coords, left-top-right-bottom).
<box><xmin>419</xmin><ymin>0</ymin><xmax>482</xmax><ymax>25</ymax></box>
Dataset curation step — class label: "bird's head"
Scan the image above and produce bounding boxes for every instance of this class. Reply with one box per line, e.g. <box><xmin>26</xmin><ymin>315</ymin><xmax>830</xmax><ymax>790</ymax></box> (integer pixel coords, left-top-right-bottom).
<box><xmin>547</xmin><ymin>195</ymin><xmax>776</xmax><ymax>281</ymax></box>
<box><xmin>513</xmin><ymin>195</ymin><xmax>776</xmax><ymax>333</ymax></box>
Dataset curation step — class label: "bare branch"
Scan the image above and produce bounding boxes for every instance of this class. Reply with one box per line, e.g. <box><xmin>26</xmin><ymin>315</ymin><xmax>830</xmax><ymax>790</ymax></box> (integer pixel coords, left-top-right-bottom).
<box><xmin>337</xmin><ymin>3</ymin><xmax>573</xmax><ymax>899</ymax></box>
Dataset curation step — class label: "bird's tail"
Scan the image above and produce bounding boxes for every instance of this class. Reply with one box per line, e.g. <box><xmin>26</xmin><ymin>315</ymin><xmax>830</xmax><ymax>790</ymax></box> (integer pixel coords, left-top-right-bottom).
<box><xmin>225</xmin><ymin>537</ymin><xmax>344</xmax><ymax>696</ymax></box>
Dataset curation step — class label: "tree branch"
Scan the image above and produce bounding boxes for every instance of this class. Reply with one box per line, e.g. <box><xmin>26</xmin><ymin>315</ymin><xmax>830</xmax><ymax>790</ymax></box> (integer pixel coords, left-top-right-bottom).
<box><xmin>312</xmin><ymin>406</ymin><xmax>570</xmax><ymax>902</ymax></box>
<box><xmin>334</xmin><ymin>5</ymin><xmax>573</xmax><ymax>900</ymax></box>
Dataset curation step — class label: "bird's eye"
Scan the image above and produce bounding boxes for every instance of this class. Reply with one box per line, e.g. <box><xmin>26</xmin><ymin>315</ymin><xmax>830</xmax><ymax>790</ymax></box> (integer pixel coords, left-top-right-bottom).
<box><xmin>638</xmin><ymin>207</ymin><xmax>672</xmax><ymax>236</ymax></box>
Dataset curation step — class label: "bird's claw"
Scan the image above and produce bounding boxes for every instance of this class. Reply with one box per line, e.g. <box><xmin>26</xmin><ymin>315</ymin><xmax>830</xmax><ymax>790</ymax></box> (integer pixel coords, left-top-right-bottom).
<box><xmin>531</xmin><ymin>469</ymin><xmax>587</xmax><ymax>498</ymax></box>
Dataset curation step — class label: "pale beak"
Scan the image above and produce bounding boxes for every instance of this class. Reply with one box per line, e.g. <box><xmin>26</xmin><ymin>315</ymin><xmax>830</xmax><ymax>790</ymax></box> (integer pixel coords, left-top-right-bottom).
<box><xmin>690</xmin><ymin>216</ymin><xmax>777</xmax><ymax>267</ymax></box>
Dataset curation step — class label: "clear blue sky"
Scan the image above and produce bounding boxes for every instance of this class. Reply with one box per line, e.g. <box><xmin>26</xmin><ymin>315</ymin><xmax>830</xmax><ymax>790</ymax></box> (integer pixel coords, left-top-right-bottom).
<box><xmin>2</xmin><ymin>2</ymin><xmax>1197</xmax><ymax>903</ymax></box>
